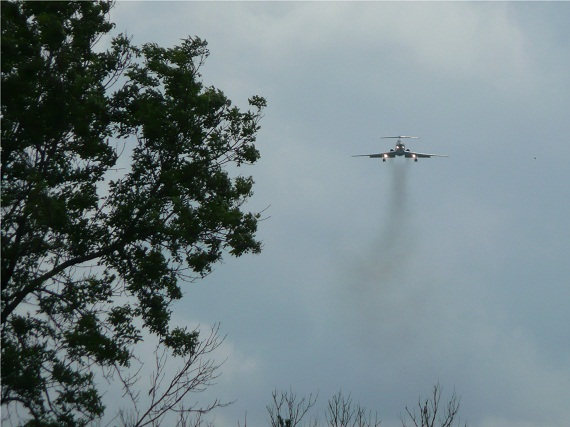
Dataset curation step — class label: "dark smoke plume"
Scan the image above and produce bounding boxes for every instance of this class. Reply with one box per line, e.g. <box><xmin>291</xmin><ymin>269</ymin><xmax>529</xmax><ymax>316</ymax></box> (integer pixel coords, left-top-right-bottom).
<box><xmin>337</xmin><ymin>161</ymin><xmax>421</xmax><ymax>345</ymax></box>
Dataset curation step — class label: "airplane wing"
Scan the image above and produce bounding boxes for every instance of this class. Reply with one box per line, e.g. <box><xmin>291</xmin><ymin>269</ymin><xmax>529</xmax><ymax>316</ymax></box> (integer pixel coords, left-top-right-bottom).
<box><xmin>404</xmin><ymin>151</ymin><xmax>448</xmax><ymax>158</ymax></box>
<box><xmin>352</xmin><ymin>152</ymin><xmax>396</xmax><ymax>158</ymax></box>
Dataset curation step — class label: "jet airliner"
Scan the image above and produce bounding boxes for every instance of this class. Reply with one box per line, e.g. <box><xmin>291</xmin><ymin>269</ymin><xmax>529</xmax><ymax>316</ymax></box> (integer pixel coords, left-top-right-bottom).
<box><xmin>353</xmin><ymin>136</ymin><xmax>447</xmax><ymax>162</ymax></box>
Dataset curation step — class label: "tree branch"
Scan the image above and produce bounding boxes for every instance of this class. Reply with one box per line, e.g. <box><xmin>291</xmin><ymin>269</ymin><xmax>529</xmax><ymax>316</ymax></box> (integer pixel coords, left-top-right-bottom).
<box><xmin>2</xmin><ymin>244</ymin><xmax>118</xmax><ymax>324</ymax></box>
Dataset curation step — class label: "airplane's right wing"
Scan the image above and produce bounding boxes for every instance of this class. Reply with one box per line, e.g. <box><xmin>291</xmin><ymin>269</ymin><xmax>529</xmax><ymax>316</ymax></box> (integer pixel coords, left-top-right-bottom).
<box><xmin>352</xmin><ymin>152</ymin><xmax>396</xmax><ymax>159</ymax></box>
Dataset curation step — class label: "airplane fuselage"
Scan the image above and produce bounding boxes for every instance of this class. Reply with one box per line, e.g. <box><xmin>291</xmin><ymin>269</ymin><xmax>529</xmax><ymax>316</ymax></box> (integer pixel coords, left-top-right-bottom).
<box><xmin>392</xmin><ymin>143</ymin><xmax>407</xmax><ymax>156</ymax></box>
<box><xmin>383</xmin><ymin>143</ymin><xmax>415</xmax><ymax>161</ymax></box>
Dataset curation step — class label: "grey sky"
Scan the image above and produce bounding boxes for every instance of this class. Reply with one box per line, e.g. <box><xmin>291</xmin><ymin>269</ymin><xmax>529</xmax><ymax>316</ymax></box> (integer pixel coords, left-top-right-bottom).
<box><xmin>106</xmin><ymin>2</ymin><xmax>570</xmax><ymax>426</ymax></box>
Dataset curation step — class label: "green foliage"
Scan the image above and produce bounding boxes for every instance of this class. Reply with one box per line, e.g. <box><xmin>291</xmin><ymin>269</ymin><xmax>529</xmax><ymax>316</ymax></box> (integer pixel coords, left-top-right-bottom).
<box><xmin>1</xmin><ymin>1</ymin><xmax>266</xmax><ymax>424</ymax></box>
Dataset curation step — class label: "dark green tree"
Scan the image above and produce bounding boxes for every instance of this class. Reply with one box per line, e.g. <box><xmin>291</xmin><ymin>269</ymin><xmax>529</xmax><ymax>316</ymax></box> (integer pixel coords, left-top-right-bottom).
<box><xmin>1</xmin><ymin>1</ymin><xmax>266</xmax><ymax>425</ymax></box>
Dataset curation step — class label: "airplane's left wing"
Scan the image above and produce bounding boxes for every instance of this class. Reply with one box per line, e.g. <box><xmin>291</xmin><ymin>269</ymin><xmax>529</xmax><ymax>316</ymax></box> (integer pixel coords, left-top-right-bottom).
<box><xmin>404</xmin><ymin>151</ymin><xmax>448</xmax><ymax>159</ymax></box>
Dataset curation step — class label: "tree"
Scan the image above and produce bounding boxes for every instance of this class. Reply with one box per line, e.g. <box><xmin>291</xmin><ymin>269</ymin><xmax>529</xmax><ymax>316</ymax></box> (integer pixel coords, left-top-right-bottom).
<box><xmin>267</xmin><ymin>389</ymin><xmax>318</xmax><ymax>427</ymax></box>
<box><xmin>115</xmin><ymin>324</ymin><xmax>227</xmax><ymax>427</ymax></box>
<box><xmin>1</xmin><ymin>1</ymin><xmax>266</xmax><ymax>425</ymax></box>
<box><xmin>401</xmin><ymin>384</ymin><xmax>465</xmax><ymax>427</ymax></box>
<box><xmin>326</xmin><ymin>391</ymin><xmax>381</xmax><ymax>427</ymax></box>
<box><xmin>265</xmin><ymin>386</ymin><xmax>465</xmax><ymax>427</ymax></box>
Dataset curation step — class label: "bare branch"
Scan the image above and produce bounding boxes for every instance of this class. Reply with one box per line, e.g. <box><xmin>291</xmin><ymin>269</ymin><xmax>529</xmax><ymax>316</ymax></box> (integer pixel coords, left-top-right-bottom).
<box><xmin>401</xmin><ymin>384</ymin><xmax>465</xmax><ymax>427</ymax></box>
<box><xmin>326</xmin><ymin>390</ymin><xmax>381</xmax><ymax>427</ymax></box>
<box><xmin>113</xmin><ymin>324</ymin><xmax>228</xmax><ymax>427</ymax></box>
<box><xmin>267</xmin><ymin>389</ymin><xmax>318</xmax><ymax>427</ymax></box>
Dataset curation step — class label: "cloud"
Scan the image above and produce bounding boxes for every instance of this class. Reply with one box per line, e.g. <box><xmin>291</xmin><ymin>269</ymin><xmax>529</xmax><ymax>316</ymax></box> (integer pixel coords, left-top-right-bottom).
<box><xmin>182</xmin><ymin>3</ymin><xmax>533</xmax><ymax>89</ymax></box>
<box><xmin>110</xmin><ymin>2</ymin><xmax>533</xmax><ymax>87</ymax></box>
<box><xmin>102</xmin><ymin>3</ymin><xmax>570</xmax><ymax>426</ymax></box>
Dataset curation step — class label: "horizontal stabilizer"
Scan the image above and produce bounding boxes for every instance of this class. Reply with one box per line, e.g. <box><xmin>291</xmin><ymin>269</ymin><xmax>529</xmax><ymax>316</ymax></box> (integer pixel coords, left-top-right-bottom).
<box><xmin>382</xmin><ymin>136</ymin><xmax>419</xmax><ymax>139</ymax></box>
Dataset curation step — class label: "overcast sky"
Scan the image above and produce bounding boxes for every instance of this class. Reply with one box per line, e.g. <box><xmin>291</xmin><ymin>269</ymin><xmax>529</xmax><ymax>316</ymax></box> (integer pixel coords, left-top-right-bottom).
<box><xmin>105</xmin><ymin>2</ymin><xmax>570</xmax><ymax>426</ymax></box>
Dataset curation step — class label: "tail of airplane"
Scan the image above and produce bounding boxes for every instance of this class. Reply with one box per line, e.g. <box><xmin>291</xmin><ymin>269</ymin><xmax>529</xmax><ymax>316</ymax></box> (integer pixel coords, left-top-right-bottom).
<box><xmin>381</xmin><ymin>136</ymin><xmax>419</xmax><ymax>139</ymax></box>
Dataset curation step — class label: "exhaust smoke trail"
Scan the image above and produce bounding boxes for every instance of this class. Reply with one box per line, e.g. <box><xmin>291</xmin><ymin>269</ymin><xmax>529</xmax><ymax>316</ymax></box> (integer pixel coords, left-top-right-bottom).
<box><xmin>377</xmin><ymin>161</ymin><xmax>413</xmax><ymax>272</ymax></box>
<box><xmin>338</xmin><ymin>161</ymin><xmax>422</xmax><ymax>345</ymax></box>
<box><xmin>356</xmin><ymin>160</ymin><xmax>414</xmax><ymax>286</ymax></box>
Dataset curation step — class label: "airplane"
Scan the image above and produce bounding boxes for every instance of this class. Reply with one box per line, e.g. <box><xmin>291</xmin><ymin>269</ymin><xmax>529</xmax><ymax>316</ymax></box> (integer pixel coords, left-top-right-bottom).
<box><xmin>353</xmin><ymin>136</ymin><xmax>448</xmax><ymax>162</ymax></box>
